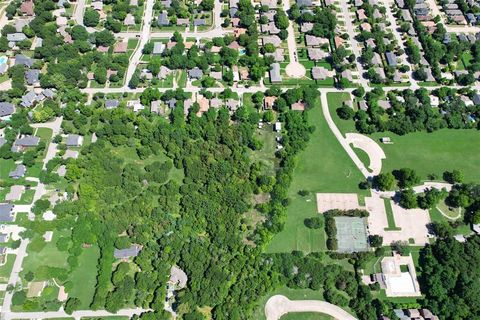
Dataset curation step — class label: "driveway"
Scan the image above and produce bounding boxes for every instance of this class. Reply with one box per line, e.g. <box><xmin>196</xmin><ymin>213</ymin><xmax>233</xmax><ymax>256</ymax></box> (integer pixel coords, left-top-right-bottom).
<box><xmin>345</xmin><ymin>133</ymin><xmax>385</xmax><ymax>176</ymax></box>
<box><xmin>265</xmin><ymin>295</ymin><xmax>357</xmax><ymax>320</ymax></box>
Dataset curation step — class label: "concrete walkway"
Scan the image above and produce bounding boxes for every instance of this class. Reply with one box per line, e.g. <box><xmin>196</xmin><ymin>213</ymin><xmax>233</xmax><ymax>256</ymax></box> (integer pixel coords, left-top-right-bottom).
<box><xmin>2</xmin><ymin>239</ymin><xmax>29</xmax><ymax>313</ymax></box>
<box><xmin>345</xmin><ymin>133</ymin><xmax>386</xmax><ymax>176</ymax></box>
<box><xmin>3</xmin><ymin>308</ymin><xmax>148</xmax><ymax>320</ymax></box>
<box><xmin>265</xmin><ymin>295</ymin><xmax>357</xmax><ymax>320</ymax></box>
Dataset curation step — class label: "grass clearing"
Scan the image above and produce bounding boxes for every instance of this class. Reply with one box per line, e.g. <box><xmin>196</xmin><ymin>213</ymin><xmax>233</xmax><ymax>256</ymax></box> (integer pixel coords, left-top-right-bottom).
<box><xmin>383</xmin><ymin>199</ymin><xmax>400</xmax><ymax>231</ymax></box>
<box><xmin>266</xmin><ymin>99</ymin><xmax>367</xmax><ymax>253</ymax></box>
<box><xmin>281</xmin><ymin>312</ymin><xmax>333</xmax><ymax>320</ymax></box>
<box><xmin>67</xmin><ymin>246</ymin><xmax>100</xmax><ymax>309</ymax></box>
<box><xmin>0</xmin><ymin>254</ymin><xmax>16</xmax><ymax>283</ymax></box>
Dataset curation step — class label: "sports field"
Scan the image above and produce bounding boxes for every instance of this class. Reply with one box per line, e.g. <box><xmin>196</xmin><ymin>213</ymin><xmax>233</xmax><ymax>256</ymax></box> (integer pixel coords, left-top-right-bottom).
<box><xmin>266</xmin><ymin>99</ymin><xmax>366</xmax><ymax>253</ymax></box>
<box><xmin>335</xmin><ymin>216</ymin><xmax>369</xmax><ymax>252</ymax></box>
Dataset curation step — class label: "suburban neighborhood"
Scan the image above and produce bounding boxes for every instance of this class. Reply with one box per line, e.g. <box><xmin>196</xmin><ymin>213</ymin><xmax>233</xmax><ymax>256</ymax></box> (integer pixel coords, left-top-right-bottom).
<box><xmin>0</xmin><ymin>0</ymin><xmax>478</xmax><ymax>319</ymax></box>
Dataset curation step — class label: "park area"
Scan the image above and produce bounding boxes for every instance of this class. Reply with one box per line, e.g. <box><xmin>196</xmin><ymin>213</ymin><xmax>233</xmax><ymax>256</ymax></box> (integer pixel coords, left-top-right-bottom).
<box><xmin>327</xmin><ymin>92</ymin><xmax>480</xmax><ymax>182</ymax></box>
<box><xmin>266</xmin><ymin>99</ymin><xmax>367</xmax><ymax>254</ymax></box>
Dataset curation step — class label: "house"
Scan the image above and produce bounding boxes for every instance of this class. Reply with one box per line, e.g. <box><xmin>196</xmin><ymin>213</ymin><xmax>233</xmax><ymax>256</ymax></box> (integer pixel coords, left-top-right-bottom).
<box><xmin>0</xmin><ymin>102</ymin><xmax>14</xmax><ymax>119</ymax></box>
<box><xmin>360</xmin><ymin>22</ymin><xmax>372</xmax><ymax>32</ymax></box>
<box><xmin>12</xmin><ymin>135</ymin><xmax>40</xmax><ymax>152</ymax></box>
<box><xmin>334</xmin><ymin>36</ymin><xmax>344</xmax><ymax>48</ymax></box>
<box><xmin>0</xmin><ymin>233</ymin><xmax>10</xmax><ymax>243</ymax></box>
<box><xmin>0</xmin><ymin>64</ymin><xmax>8</xmax><ymax>75</ymax></box>
<box><xmin>301</xmin><ymin>22</ymin><xmax>313</xmax><ymax>32</ymax></box>
<box><xmin>157</xmin><ymin>12</ymin><xmax>170</xmax><ymax>26</ymax></box>
<box><xmin>264</xmin><ymin>96</ymin><xmax>277</xmax><ymax>110</ymax></box>
<box><xmin>305</xmin><ymin>35</ymin><xmax>326</xmax><ymax>46</ymax></box>
<box><xmin>266</xmin><ymin>48</ymin><xmax>284</xmax><ymax>62</ymax></box>
<box><xmin>307</xmin><ymin>48</ymin><xmax>327</xmax><ymax>61</ymax></box>
<box><xmin>169</xmin><ymin>266</ymin><xmax>188</xmax><ymax>289</ymax></box>
<box><xmin>296</xmin><ymin>0</ymin><xmax>312</xmax><ymax>6</ymax></box>
<box><xmin>226</xmin><ymin>99</ymin><xmax>239</xmax><ymax>111</ymax></box>
<box><xmin>7</xmin><ymin>33</ymin><xmax>27</xmax><ymax>42</ymax></box>
<box><xmin>311</xmin><ymin>66</ymin><xmax>330</xmax><ymax>80</ymax></box>
<box><xmin>15</xmin><ymin>54</ymin><xmax>34</xmax><ymax>68</ymax></box>
<box><xmin>196</xmin><ymin>96</ymin><xmax>209</xmax><ymax>115</ymax></box>
<box><xmin>20</xmin><ymin>0</ymin><xmax>34</xmax><ymax>16</ymax></box>
<box><xmin>105</xmin><ymin>99</ymin><xmax>119</xmax><ymax>109</ymax></box>
<box><xmin>274</xmin><ymin>121</ymin><xmax>281</xmax><ymax>132</ymax></box>
<box><xmin>269</xmin><ymin>63</ymin><xmax>282</xmax><ymax>83</ymax></box>
<box><xmin>262</xmin><ymin>35</ymin><xmax>282</xmax><ymax>47</ymax></box>
<box><xmin>210</xmin><ymin>71</ymin><xmax>222</xmax><ymax>80</ymax></box>
<box><xmin>25</xmin><ymin>69</ymin><xmax>40</xmax><ymax>85</ymax></box>
<box><xmin>377</xmin><ymin>100</ymin><xmax>391</xmax><ymax>109</ymax></box>
<box><xmin>56</xmin><ymin>16</ymin><xmax>68</xmax><ymax>26</ymax></box>
<box><xmin>6</xmin><ymin>185</ymin><xmax>25</xmax><ymax>202</ymax></box>
<box><xmin>357</xmin><ymin>9</ymin><xmax>367</xmax><ymax>20</ymax></box>
<box><xmin>385</xmin><ymin>52</ymin><xmax>397</xmax><ymax>67</ymax></box>
<box><xmin>210</xmin><ymin>98</ymin><xmax>223</xmax><ymax>108</ymax></box>
<box><xmin>188</xmin><ymin>67</ymin><xmax>203</xmax><ymax>79</ymax></box>
<box><xmin>472</xmin><ymin>93</ymin><xmax>480</xmax><ymax>105</ymax></box>
<box><xmin>158</xmin><ymin>66</ymin><xmax>172</xmax><ymax>79</ymax></box>
<box><xmin>375</xmin><ymin>67</ymin><xmax>386</xmax><ymax>80</ymax></box>
<box><xmin>177</xmin><ymin>18</ymin><xmax>189</xmax><ymax>26</ymax></box>
<box><xmin>150</xmin><ymin>100</ymin><xmax>162</xmax><ymax>115</ymax></box>
<box><xmin>9</xmin><ymin>164</ymin><xmax>26</xmax><ymax>179</ymax></box>
<box><xmin>0</xmin><ymin>204</ymin><xmax>14</xmax><ymax>222</ymax></box>
<box><xmin>228</xmin><ymin>41</ymin><xmax>241</xmax><ymax>50</ymax></box>
<box><xmin>114</xmin><ymin>42</ymin><xmax>128</xmax><ymax>53</ymax></box>
<box><xmin>124</xmin><ymin>13</ymin><xmax>135</xmax><ymax>26</ymax></box>
<box><xmin>291</xmin><ymin>102</ymin><xmax>305</xmax><ymax>111</ymax></box>
<box><xmin>0</xmin><ymin>138</ymin><xmax>5</xmax><ymax>148</ymax></box>
<box><xmin>91</xmin><ymin>1</ymin><xmax>103</xmax><ymax>10</ymax></box>
<box><xmin>127</xmin><ymin>100</ymin><xmax>144</xmax><ymax>112</ymax></box>
<box><xmin>63</xmin><ymin>150</ymin><xmax>79</xmax><ymax>159</ymax></box>
<box><xmin>341</xmin><ymin>69</ymin><xmax>353</xmax><ymax>81</ymax></box>
<box><xmin>261</xmin><ymin>22</ymin><xmax>280</xmax><ymax>34</ymax></box>
<box><xmin>114</xmin><ymin>244</ymin><xmax>142</xmax><ymax>259</ymax></box>
<box><xmin>153</xmin><ymin>42</ymin><xmax>165</xmax><ymax>55</ymax></box>
<box><xmin>193</xmin><ymin>19</ymin><xmax>206</xmax><ymax>26</ymax></box>
<box><xmin>66</xmin><ymin>134</ymin><xmax>83</xmax><ymax>147</ymax></box>
<box><xmin>20</xmin><ymin>91</ymin><xmax>37</xmax><ymax>107</ymax></box>
<box><xmin>261</xmin><ymin>0</ymin><xmax>277</xmax><ymax>7</ymax></box>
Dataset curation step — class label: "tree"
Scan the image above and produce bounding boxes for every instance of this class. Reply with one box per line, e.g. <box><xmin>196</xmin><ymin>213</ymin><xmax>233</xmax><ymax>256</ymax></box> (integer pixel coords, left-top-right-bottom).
<box><xmin>274</xmin><ymin>10</ymin><xmax>289</xmax><ymax>30</ymax></box>
<box><xmin>304</xmin><ymin>217</ymin><xmax>322</xmax><ymax>229</ymax></box>
<box><xmin>399</xmin><ymin>188</ymin><xmax>418</xmax><ymax>209</ymax></box>
<box><xmin>394</xmin><ymin>168</ymin><xmax>420</xmax><ymax>189</ymax></box>
<box><xmin>369</xmin><ymin>235</ymin><xmax>383</xmax><ymax>247</ymax></box>
<box><xmin>32</xmin><ymin>199</ymin><xmax>50</xmax><ymax>216</ymax></box>
<box><xmin>84</xmin><ymin>9</ymin><xmax>100</xmax><ymax>27</ymax></box>
<box><xmin>373</xmin><ymin>172</ymin><xmax>396</xmax><ymax>191</ymax></box>
<box><xmin>200</xmin><ymin>0</ymin><xmax>215</xmax><ymax>11</ymax></box>
<box><xmin>336</xmin><ymin>106</ymin><xmax>354</xmax><ymax>120</ymax></box>
<box><xmin>64</xmin><ymin>297</ymin><xmax>81</xmax><ymax>314</ymax></box>
<box><xmin>443</xmin><ymin>170</ymin><xmax>463</xmax><ymax>184</ymax></box>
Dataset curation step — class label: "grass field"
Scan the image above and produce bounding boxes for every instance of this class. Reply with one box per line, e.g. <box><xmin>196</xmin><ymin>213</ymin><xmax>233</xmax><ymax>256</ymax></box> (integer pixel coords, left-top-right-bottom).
<box><xmin>0</xmin><ymin>254</ymin><xmax>16</xmax><ymax>283</ymax></box>
<box><xmin>281</xmin><ymin>312</ymin><xmax>333</xmax><ymax>320</ymax></box>
<box><xmin>369</xmin><ymin>129</ymin><xmax>480</xmax><ymax>182</ymax></box>
<box><xmin>326</xmin><ymin>93</ymin><xmax>480</xmax><ymax>183</ymax></box>
<box><xmin>266</xmin><ymin>99</ymin><xmax>367</xmax><ymax>253</ymax></box>
<box><xmin>383</xmin><ymin>199</ymin><xmax>400</xmax><ymax>231</ymax></box>
<box><xmin>67</xmin><ymin>246</ymin><xmax>100</xmax><ymax>309</ymax></box>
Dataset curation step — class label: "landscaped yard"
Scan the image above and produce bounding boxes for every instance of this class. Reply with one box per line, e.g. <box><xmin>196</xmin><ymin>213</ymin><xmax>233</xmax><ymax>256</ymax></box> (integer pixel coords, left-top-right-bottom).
<box><xmin>0</xmin><ymin>254</ymin><xmax>16</xmax><ymax>283</ymax></box>
<box><xmin>281</xmin><ymin>312</ymin><xmax>333</xmax><ymax>320</ymax></box>
<box><xmin>266</xmin><ymin>99</ymin><xmax>367</xmax><ymax>253</ymax></box>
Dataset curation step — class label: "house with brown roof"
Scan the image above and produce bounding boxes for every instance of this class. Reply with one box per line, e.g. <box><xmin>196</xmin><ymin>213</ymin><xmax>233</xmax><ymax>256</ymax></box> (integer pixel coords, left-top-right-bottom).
<box><xmin>114</xmin><ymin>42</ymin><xmax>128</xmax><ymax>53</ymax></box>
<box><xmin>264</xmin><ymin>96</ymin><xmax>277</xmax><ymax>109</ymax></box>
<box><xmin>291</xmin><ymin>102</ymin><xmax>305</xmax><ymax>111</ymax></box>
<box><xmin>20</xmin><ymin>1</ymin><xmax>34</xmax><ymax>16</ymax></box>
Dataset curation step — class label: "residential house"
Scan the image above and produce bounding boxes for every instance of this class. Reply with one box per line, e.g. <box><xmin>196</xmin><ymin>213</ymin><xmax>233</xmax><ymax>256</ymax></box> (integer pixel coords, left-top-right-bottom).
<box><xmin>385</xmin><ymin>51</ymin><xmax>397</xmax><ymax>67</ymax></box>
<box><xmin>20</xmin><ymin>0</ymin><xmax>34</xmax><ymax>16</ymax></box>
<box><xmin>188</xmin><ymin>67</ymin><xmax>203</xmax><ymax>79</ymax></box>
<box><xmin>266</xmin><ymin>48</ymin><xmax>284</xmax><ymax>62</ymax></box>
<box><xmin>264</xmin><ymin>96</ymin><xmax>277</xmax><ymax>109</ymax></box>
<box><xmin>193</xmin><ymin>19</ymin><xmax>206</xmax><ymax>26</ymax></box>
<box><xmin>66</xmin><ymin>134</ymin><xmax>83</xmax><ymax>147</ymax></box>
<box><xmin>262</xmin><ymin>35</ymin><xmax>282</xmax><ymax>47</ymax></box>
<box><xmin>269</xmin><ymin>63</ymin><xmax>282</xmax><ymax>82</ymax></box>
<box><xmin>307</xmin><ymin>48</ymin><xmax>327</xmax><ymax>61</ymax></box>
<box><xmin>157</xmin><ymin>12</ymin><xmax>170</xmax><ymax>26</ymax></box>
<box><xmin>124</xmin><ymin>13</ymin><xmax>135</xmax><ymax>26</ymax></box>
<box><xmin>9</xmin><ymin>164</ymin><xmax>26</xmax><ymax>179</ymax></box>
<box><xmin>21</xmin><ymin>91</ymin><xmax>37</xmax><ymax>107</ymax></box>
<box><xmin>114</xmin><ymin>244</ymin><xmax>142</xmax><ymax>259</ymax></box>
<box><xmin>158</xmin><ymin>66</ymin><xmax>172</xmax><ymax>79</ymax></box>
<box><xmin>25</xmin><ymin>69</ymin><xmax>40</xmax><ymax>85</ymax></box>
<box><xmin>12</xmin><ymin>135</ymin><xmax>40</xmax><ymax>152</ymax></box>
<box><xmin>0</xmin><ymin>102</ymin><xmax>14</xmax><ymax>119</ymax></box>
<box><xmin>15</xmin><ymin>54</ymin><xmax>34</xmax><ymax>68</ymax></box>
<box><xmin>114</xmin><ymin>42</ymin><xmax>128</xmax><ymax>53</ymax></box>
<box><xmin>311</xmin><ymin>66</ymin><xmax>330</xmax><ymax>80</ymax></box>
<box><xmin>6</xmin><ymin>185</ymin><xmax>25</xmax><ymax>202</ymax></box>
<box><xmin>0</xmin><ymin>204</ymin><xmax>15</xmax><ymax>222</ymax></box>
<box><xmin>105</xmin><ymin>99</ymin><xmax>119</xmax><ymax>109</ymax></box>
<box><xmin>7</xmin><ymin>33</ymin><xmax>27</xmax><ymax>43</ymax></box>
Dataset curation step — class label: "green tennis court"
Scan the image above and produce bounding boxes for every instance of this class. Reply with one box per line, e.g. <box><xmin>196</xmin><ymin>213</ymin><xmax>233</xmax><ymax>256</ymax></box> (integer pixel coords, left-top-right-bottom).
<box><xmin>334</xmin><ymin>216</ymin><xmax>369</xmax><ymax>252</ymax></box>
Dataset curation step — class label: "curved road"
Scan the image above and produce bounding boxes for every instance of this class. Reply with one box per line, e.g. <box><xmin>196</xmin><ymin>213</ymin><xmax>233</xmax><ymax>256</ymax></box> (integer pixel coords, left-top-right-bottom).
<box><xmin>265</xmin><ymin>295</ymin><xmax>357</xmax><ymax>320</ymax></box>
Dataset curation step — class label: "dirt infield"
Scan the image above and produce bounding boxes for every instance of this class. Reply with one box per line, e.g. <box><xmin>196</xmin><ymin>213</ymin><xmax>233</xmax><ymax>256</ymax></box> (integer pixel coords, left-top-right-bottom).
<box><xmin>265</xmin><ymin>295</ymin><xmax>357</xmax><ymax>320</ymax></box>
<box><xmin>316</xmin><ymin>193</ymin><xmax>362</xmax><ymax>213</ymax></box>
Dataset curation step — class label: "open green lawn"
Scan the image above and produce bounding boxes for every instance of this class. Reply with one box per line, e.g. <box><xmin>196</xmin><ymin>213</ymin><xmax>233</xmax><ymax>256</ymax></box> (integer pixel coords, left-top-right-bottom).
<box><xmin>67</xmin><ymin>246</ymin><xmax>99</xmax><ymax>309</ymax></box>
<box><xmin>369</xmin><ymin>129</ymin><xmax>480</xmax><ymax>182</ymax></box>
<box><xmin>266</xmin><ymin>99</ymin><xmax>367</xmax><ymax>253</ymax></box>
<box><xmin>34</xmin><ymin>128</ymin><xmax>53</xmax><ymax>142</ymax></box>
<box><xmin>0</xmin><ymin>254</ymin><xmax>16</xmax><ymax>283</ymax></box>
<box><xmin>281</xmin><ymin>312</ymin><xmax>333</xmax><ymax>320</ymax></box>
<box><xmin>249</xmin><ymin>126</ymin><xmax>278</xmax><ymax>176</ymax></box>
<box><xmin>21</xmin><ymin>230</ymin><xmax>70</xmax><ymax>281</ymax></box>
<box><xmin>383</xmin><ymin>199</ymin><xmax>400</xmax><ymax>231</ymax></box>
<box><xmin>327</xmin><ymin>93</ymin><xmax>480</xmax><ymax>183</ymax></box>
<box><xmin>0</xmin><ymin>159</ymin><xmax>16</xmax><ymax>180</ymax></box>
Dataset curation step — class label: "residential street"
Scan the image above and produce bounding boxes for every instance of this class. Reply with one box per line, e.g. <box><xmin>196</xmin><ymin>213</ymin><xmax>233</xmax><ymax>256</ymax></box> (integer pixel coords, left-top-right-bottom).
<box><xmin>3</xmin><ymin>308</ymin><xmax>148</xmax><ymax>320</ymax></box>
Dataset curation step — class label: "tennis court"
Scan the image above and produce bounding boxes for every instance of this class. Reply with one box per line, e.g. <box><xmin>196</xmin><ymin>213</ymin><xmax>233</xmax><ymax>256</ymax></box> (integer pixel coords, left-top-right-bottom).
<box><xmin>335</xmin><ymin>216</ymin><xmax>369</xmax><ymax>252</ymax></box>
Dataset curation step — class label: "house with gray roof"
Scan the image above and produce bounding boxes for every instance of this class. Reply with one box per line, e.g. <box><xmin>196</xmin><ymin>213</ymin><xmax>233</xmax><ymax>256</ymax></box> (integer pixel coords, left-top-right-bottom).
<box><xmin>13</xmin><ymin>135</ymin><xmax>39</xmax><ymax>152</ymax></box>
<box><xmin>9</xmin><ymin>164</ymin><xmax>26</xmax><ymax>179</ymax></box>
<box><xmin>472</xmin><ymin>93</ymin><xmax>480</xmax><ymax>105</ymax></box>
<box><xmin>269</xmin><ymin>63</ymin><xmax>282</xmax><ymax>83</ymax></box>
<box><xmin>0</xmin><ymin>102</ymin><xmax>14</xmax><ymax>118</ymax></box>
<box><xmin>21</xmin><ymin>91</ymin><xmax>38</xmax><ymax>107</ymax></box>
<box><xmin>385</xmin><ymin>52</ymin><xmax>397</xmax><ymax>67</ymax></box>
<box><xmin>188</xmin><ymin>67</ymin><xmax>203</xmax><ymax>79</ymax></box>
<box><xmin>66</xmin><ymin>134</ymin><xmax>83</xmax><ymax>147</ymax></box>
<box><xmin>0</xmin><ymin>204</ymin><xmax>14</xmax><ymax>222</ymax></box>
<box><xmin>305</xmin><ymin>35</ymin><xmax>326</xmax><ymax>46</ymax></box>
<box><xmin>0</xmin><ymin>138</ymin><xmax>5</xmax><ymax>148</ymax></box>
<box><xmin>114</xmin><ymin>244</ymin><xmax>142</xmax><ymax>259</ymax></box>
<box><xmin>262</xmin><ymin>35</ymin><xmax>282</xmax><ymax>47</ymax></box>
<box><xmin>7</xmin><ymin>33</ymin><xmax>27</xmax><ymax>42</ymax></box>
<box><xmin>266</xmin><ymin>48</ymin><xmax>285</xmax><ymax>62</ymax></box>
<box><xmin>153</xmin><ymin>42</ymin><xmax>165</xmax><ymax>55</ymax></box>
<box><xmin>0</xmin><ymin>64</ymin><xmax>8</xmax><ymax>74</ymax></box>
<box><xmin>311</xmin><ymin>66</ymin><xmax>330</xmax><ymax>80</ymax></box>
<box><xmin>193</xmin><ymin>19</ymin><xmax>206</xmax><ymax>26</ymax></box>
<box><xmin>0</xmin><ymin>234</ymin><xmax>9</xmax><ymax>243</ymax></box>
<box><xmin>296</xmin><ymin>0</ymin><xmax>312</xmax><ymax>6</ymax></box>
<box><xmin>157</xmin><ymin>12</ymin><xmax>170</xmax><ymax>26</ymax></box>
<box><xmin>25</xmin><ymin>69</ymin><xmax>40</xmax><ymax>85</ymax></box>
<box><xmin>15</xmin><ymin>54</ymin><xmax>34</xmax><ymax>68</ymax></box>
<box><xmin>105</xmin><ymin>99</ymin><xmax>119</xmax><ymax>109</ymax></box>
<box><xmin>307</xmin><ymin>48</ymin><xmax>327</xmax><ymax>61</ymax></box>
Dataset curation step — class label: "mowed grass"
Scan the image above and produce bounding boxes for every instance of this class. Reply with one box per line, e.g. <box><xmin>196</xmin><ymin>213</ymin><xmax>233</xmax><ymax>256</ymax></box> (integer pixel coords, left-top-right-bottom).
<box><xmin>281</xmin><ymin>312</ymin><xmax>334</xmax><ymax>320</ymax></box>
<box><xmin>0</xmin><ymin>254</ymin><xmax>16</xmax><ymax>283</ymax></box>
<box><xmin>67</xmin><ymin>246</ymin><xmax>100</xmax><ymax>309</ymax></box>
<box><xmin>327</xmin><ymin>93</ymin><xmax>480</xmax><ymax>183</ymax></box>
<box><xmin>369</xmin><ymin>129</ymin><xmax>480</xmax><ymax>182</ymax></box>
<box><xmin>266</xmin><ymin>100</ymin><xmax>366</xmax><ymax>253</ymax></box>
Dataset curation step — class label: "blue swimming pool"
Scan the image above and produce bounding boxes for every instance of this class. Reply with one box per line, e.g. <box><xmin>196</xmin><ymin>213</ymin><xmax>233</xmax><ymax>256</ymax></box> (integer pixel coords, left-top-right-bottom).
<box><xmin>0</xmin><ymin>56</ymin><xmax>7</xmax><ymax>65</ymax></box>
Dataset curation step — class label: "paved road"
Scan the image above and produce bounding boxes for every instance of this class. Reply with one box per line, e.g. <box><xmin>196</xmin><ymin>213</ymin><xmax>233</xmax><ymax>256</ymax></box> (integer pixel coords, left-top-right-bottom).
<box><xmin>338</xmin><ymin>0</ymin><xmax>369</xmax><ymax>89</ymax></box>
<box><xmin>3</xmin><ymin>308</ymin><xmax>148</xmax><ymax>320</ymax></box>
<box><xmin>2</xmin><ymin>239</ymin><xmax>29</xmax><ymax>313</ymax></box>
<box><xmin>265</xmin><ymin>295</ymin><xmax>357</xmax><ymax>320</ymax></box>
<box><xmin>73</xmin><ymin>0</ymin><xmax>86</xmax><ymax>26</ymax></box>
<box><xmin>124</xmin><ymin>0</ymin><xmax>155</xmax><ymax>88</ymax></box>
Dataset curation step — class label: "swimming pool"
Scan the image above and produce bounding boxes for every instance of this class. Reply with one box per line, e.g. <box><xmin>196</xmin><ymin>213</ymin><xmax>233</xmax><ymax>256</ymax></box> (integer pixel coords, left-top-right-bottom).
<box><xmin>0</xmin><ymin>56</ymin><xmax>7</xmax><ymax>65</ymax></box>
